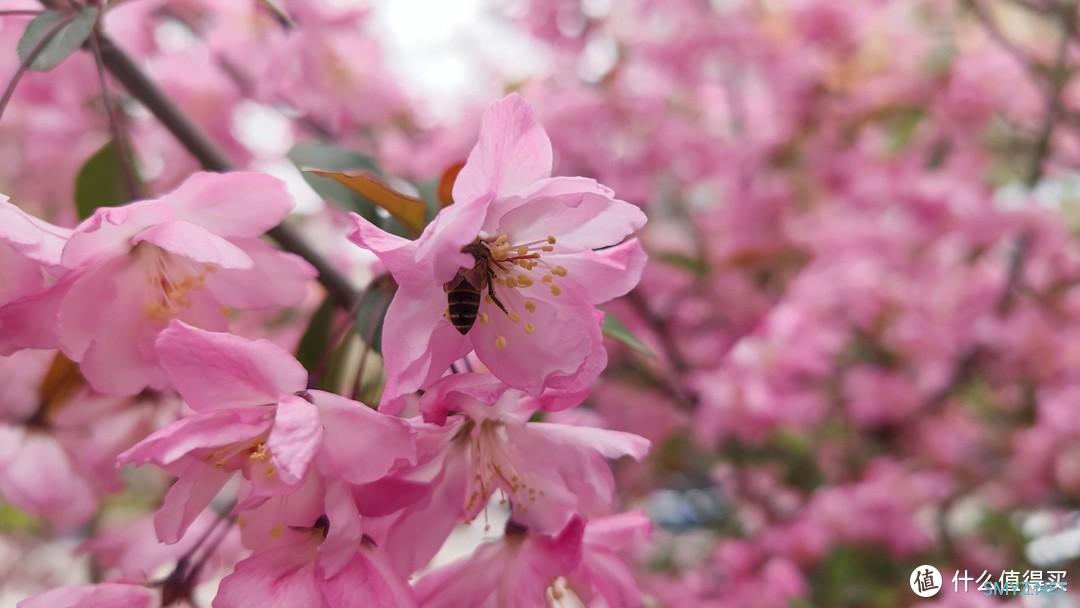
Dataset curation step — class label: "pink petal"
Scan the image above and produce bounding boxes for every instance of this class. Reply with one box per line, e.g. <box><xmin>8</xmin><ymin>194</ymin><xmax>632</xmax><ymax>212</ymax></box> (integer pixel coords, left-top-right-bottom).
<box><xmin>165</xmin><ymin>171</ymin><xmax>295</xmax><ymax>239</ymax></box>
<box><xmin>204</xmin><ymin>238</ymin><xmax>316</xmax><ymax>309</ymax></box>
<box><xmin>132</xmin><ymin>220</ymin><xmax>253</xmax><ymax>269</ymax></box>
<box><xmin>314</xmin><ymin>390</ymin><xmax>415</xmax><ymax>484</ymax></box>
<box><xmin>318</xmin><ymin>481</ymin><xmax>365</xmax><ymax>577</ymax></box>
<box><xmin>59</xmin><ymin>256</ymin><xmax>160</xmax><ymax>395</ymax></box>
<box><xmin>453</xmin><ymin>93</ymin><xmax>553</xmax><ymax>203</ymax></box>
<box><xmin>321</xmin><ymin>546</ymin><xmax>418</xmax><ymax>608</ymax></box>
<box><xmin>0</xmin><ymin>275</ymin><xmax>72</xmax><ymax>354</ymax></box>
<box><xmin>156</xmin><ymin>321</ymin><xmax>308</xmax><ymax>410</ymax></box>
<box><xmin>155</xmin><ymin>458</ymin><xmax>232</xmax><ymax>543</ymax></box>
<box><xmin>545</xmin><ymin>239</ymin><xmax>647</xmax><ymax>305</ymax></box>
<box><xmin>0</xmin><ymin>198</ymin><xmax>70</xmax><ymax>265</ymax></box>
<box><xmin>267</xmin><ymin>394</ymin><xmax>323</xmax><ymax>485</ymax></box>
<box><xmin>469</xmin><ymin>283</ymin><xmax>601</xmax><ymax>396</ymax></box>
<box><xmin>527</xmin><ymin>422</ymin><xmax>650</xmax><ymax>461</ymax></box>
<box><xmin>347</xmin><ymin>213</ymin><xmax>424</xmax><ymax>289</ymax></box>
<box><xmin>62</xmin><ymin>200</ymin><xmax>171</xmax><ymax>269</ymax></box>
<box><xmin>413</xmin><ymin>192</ymin><xmax>495</xmax><ymax>284</ymax></box>
<box><xmin>494</xmin><ymin>180</ymin><xmax>646</xmax><ymax>251</ymax></box>
<box><xmin>213</xmin><ymin>542</ymin><xmax>321</xmax><ymax>608</ymax></box>
<box><xmin>117</xmin><ymin>407</ymin><xmax>272</xmax><ymax>467</ymax></box>
<box><xmin>378</xmin><ymin>285</ymin><xmax>468</xmax><ymax>409</ymax></box>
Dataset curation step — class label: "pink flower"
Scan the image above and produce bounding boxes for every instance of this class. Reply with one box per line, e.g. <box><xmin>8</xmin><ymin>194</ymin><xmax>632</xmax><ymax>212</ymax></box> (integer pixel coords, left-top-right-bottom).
<box><xmin>0</xmin><ymin>197</ymin><xmax>72</xmax><ymax>354</ymax></box>
<box><xmin>399</xmin><ymin>374</ymin><xmax>649</xmax><ymax>538</ymax></box>
<box><xmin>349</xmin><ymin>94</ymin><xmax>647</xmax><ymax>409</ymax></box>
<box><xmin>414</xmin><ymin>513</ymin><xmax>649</xmax><ymax>608</ymax></box>
<box><xmin>0</xmin><ymin>351</ymin><xmax>155</xmax><ymax>529</ymax></box>
<box><xmin>215</xmin><ymin>479</ymin><xmax>416</xmax><ymax>608</ymax></box>
<box><xmin>55</xmin><ymin>172</ymin><xmax>316</xmax><ymax>395</ymax></box>
<box><xmin>118</xmin><ymin>321</ymin><xmax>415</xmax><ymax>543</ymax></box>
<box><xmin>18</xmin><ymin>583</ymin><xmax>160</xmax><ymax>608</ymax></box>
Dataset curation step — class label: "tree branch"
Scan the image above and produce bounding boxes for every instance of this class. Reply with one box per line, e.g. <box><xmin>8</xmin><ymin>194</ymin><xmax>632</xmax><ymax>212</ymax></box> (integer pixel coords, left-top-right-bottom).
<box><xmin>85</xmin><ymin>31</ymin><xmax>359</xmax><ymax>308</ymax></box>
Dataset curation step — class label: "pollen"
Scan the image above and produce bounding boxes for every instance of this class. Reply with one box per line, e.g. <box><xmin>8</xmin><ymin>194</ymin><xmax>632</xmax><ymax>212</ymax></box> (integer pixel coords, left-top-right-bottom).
<box><xmin>264</xmin><ymin>465</ymin><xmax>276</xmax><ymax>477</ymax></box>
<box><xmin>508</xmin><ymin>312</ymin><xmax>520</xmax><ymax>323</ymax></box>
<box><xmin>525</xmin><ymin>301</ymin><xmax>536</xmax><ymax>313</ymax></box>
<box><xmin>552</xmin><ymin>266</ymin><xmax>567</xmax><ymax>277</ymax></box>
<box><xmin>542</xmin><ymin>274</ymin><xmax>553</xmax><ymax>283</ymax></box>
<box><xmin>516</xmin><ymin>275</ymin><xmax>534</xmax><ymax>287</ymax></box>
<box><xmin>249</xmin><ymin>443</ymin><xmax>270</xmax><ymax>462</ymax></box>
<box><xmin>517</xmin><ymin>245</ymin><xmax>529</xmax><ymax>256</ymax></box>
<box><xmin>496</xmin><ymin>336</ymin><xmax>507</xmax><ymax>350</ymax></box>
<box><xmin>524</xmin><ymin>323</ymin><xmax>536</xmax><ymax>334</ymax></box>
<box><xmin>550</xmin><ymin>285</ymin><xmax>562</xmax><ymax>296</ymax></box>
<box><xmin>479</xmin><ymin>312</ymin><xmax>489</xmax><ymax>324</ymax></box>
<box><xmin>270</xmin><ymin>525</ymin><xmax>284</xmax><ymax>538</ymax></box>
<box><xmin>546</xmin><ymin>235</ymin><xmax>556</xmax><ymax>244</ymax></box>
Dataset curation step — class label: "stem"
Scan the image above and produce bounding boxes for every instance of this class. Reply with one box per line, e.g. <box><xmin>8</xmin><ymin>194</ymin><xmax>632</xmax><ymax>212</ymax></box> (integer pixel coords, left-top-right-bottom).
<box><xmin>0</xmin><ymin>14</ymin><xmax>75</xmax><ymax>122</ymax></box>
<box><xmin>0</xmin><ymin>9</ymin><xmax>42</xmax><ymax>16</ymax></box>
<box><xmin>85</xmin><ymin>31</ymin><xmax>359</xmax><ymax>308</ymax></box>
<box><xmin>88</xmin><ymin>26</ymin><xmax>142</xmax><ymax>200</ymax></box>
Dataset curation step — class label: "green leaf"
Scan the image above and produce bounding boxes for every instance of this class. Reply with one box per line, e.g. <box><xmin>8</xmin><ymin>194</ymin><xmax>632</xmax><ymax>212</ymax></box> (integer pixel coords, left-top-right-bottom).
<box><xmin>602</xmin><ymin>313</ymin><xmax>655</xmax><ymax>357</ymax></box>
<box><xmin>17</xmin><ymin>8</ymin><xmax>98</xmax><ymax>72</ymax></box>
<box><xmin>74</xmin><ymin>140</ymin><xmax>135</xmax><ymax>220</ymax></box>
<box><xmin>288</xmin><ymin>143</ymin><xmax>381</xmax><ymax>220</ymax></box>
<box><xmin>355</xmin><ymin>275</ymin><xmax>398</xmax><ymax>354</ymax></box>
<box><xmin>295</xmin><ymin>296</ymin><xmax>335</xmax><ymax>372</ymax></box>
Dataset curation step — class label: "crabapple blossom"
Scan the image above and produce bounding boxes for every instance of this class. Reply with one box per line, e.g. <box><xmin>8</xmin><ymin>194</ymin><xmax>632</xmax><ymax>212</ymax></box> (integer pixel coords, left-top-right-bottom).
<box><xmin>118</xmin><ymin>321</ymin><xmax>414</xmax><ymax>543</ymax></box>
<box><xmin>350</xmin><ymin>94</ymin><xmax>647</xmax><ymax>409</ymax></box>
<box><xmin>48</xmin><ymin>171</ymin><xmax>315</xmax><ymax>395</ymax></box>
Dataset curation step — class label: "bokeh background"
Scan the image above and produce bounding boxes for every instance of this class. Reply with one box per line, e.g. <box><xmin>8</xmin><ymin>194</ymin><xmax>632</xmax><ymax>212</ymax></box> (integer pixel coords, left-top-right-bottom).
<box><xmin>5</xmin><ymin>0</ymin><xmax>1080</xmax><ymax>606</ymax></box>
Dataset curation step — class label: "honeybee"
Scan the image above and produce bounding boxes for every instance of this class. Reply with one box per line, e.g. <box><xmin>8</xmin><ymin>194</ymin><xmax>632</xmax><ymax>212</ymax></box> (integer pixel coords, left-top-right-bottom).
<box><xmin>445</xmin><ymin>241</ymin><xmax>508</xmax><ymax>334</ymax></box>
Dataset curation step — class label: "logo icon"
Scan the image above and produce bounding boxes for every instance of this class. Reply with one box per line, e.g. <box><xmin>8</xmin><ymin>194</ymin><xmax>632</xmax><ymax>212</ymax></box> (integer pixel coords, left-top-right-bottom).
<box><xmin>911</xmin><ymin>564</ymin><xmax>942</xmax><ymax>598</ymax></box>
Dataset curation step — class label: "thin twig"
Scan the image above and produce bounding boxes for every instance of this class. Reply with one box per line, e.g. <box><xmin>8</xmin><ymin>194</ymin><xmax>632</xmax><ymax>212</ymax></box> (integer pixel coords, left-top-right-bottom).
<box><xmin>0</xmin><ymin>14</ymin><xmax>75</xmax><ymax>121</ymax></box>
<box><xmin>88</xmin><ymin>26</ymin><xmax>143</xmax><ymax>200</ymax></box>
<box><xmin>85</xmin><ymin>31</ymin><xmax>359</xmax><ymax>308</ymax></box>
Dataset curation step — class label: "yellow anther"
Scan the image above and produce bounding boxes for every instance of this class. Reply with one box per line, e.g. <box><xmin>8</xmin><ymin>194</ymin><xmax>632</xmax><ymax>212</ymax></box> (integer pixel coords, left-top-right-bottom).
<box><xmin>517</xmin><ymin>246</ymin><xmax>529</xmax><ymax>256</ymax></box>
<box><xmin>479</xmin><ymin>312</ymin><xmax>489</xmax><ymax>324</ymax></box>
<box><xmin>270</xmin><ymin>525</ymin><xmax>284</xmax><ymax>538</ymax></box>
<box><xmin>552</xmin><ymin>266</ymin><xmax>567</xmax><ymax>277</ymax></box>
<box><xmin>504</xmin><ymin>276</ymin><xmax>516</xmax><ymax>288</ymax></box>
<box><xmin>542</xmin><ymin>245</ymin><xmax>554</xmax><ymax>252</ymax></box>
<box><xmin>524</xmin><ymin>323</ymin><xmax>536</xmax><ymax>334</ymax></box>
<box><xmin>517</xmin><ymin>275</ymin><xmax>534</xmax><ymax>287</ymax></box>
<box><xmin>495</xmin><ymin>336</ymin><xmax>507</xmax><ymax>350</ymax></box>
<box><xmin>525</xmin><ymin>301</ymin><xmax>537</xmax><ymax>313</ymax></box>
<box><xmin>264</xmin><ymin>465</ymin><xmax>276</xmax><ymax>477</ymax></box>
<box><xmin>508</xmin><ymin>312</ymin><xmax>520</xmax><ymax>323</ymax></box>
<box><xmin>546</xmin><ymin>235</ymin><xmax>556</xmax><ymax>244</ymax></box>
<box><xmin>550</xmin><ymin>285</ymin><xmax>562</xmax><ymax>296</ymax></box>
<box><xmin>249</xmin><ymin>442</ymin><xmax>270</xmax><ymax>461</ymax></box>
<box><xmin>542</xmin><ymin>275</ymin><xmax>553</xmax><ymax>283</ymax></box>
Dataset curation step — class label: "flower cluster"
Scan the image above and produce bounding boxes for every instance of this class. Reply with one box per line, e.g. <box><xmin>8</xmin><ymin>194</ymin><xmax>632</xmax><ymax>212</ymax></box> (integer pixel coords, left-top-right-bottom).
<box><xmin>5</xmin><ymin>87</ymin><xmax>649</xmax><ymax>605</ymax></box>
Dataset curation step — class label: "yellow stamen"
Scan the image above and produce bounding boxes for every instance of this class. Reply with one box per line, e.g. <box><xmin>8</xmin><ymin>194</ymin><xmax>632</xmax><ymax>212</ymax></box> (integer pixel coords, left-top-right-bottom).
<box><xmin>552</xmin><ymin>265</ymin><xmax>567</xmax><ymax>277</ymax></box>
<box><xmin>550</xmin><ymin>285</ymin><xmax>561</xmax><ymax>296</ymax></box>
<box><xmin>524</xmin><ymin>323</ymin><xmax>536</xmax><ymax>334</ymax></box>
<box><xmin>508</xmin><ymin>312</ymin><xmax>520</xmax><ymax>323</ymax></box>
<box><xmin>495</xmin><ymin>336</ymin><xmax>507</xmax><ymax>350</ymax></box>
<box><xmin>525</xmin><ymin>301</ymin><xmax>536</xmax><ymax>313</ymax></box>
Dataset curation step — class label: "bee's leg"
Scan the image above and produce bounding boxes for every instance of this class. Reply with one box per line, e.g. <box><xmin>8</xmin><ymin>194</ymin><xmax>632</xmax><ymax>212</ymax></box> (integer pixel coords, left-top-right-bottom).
<box><xmin>487</xmin><ymin>276</ymin><xmax>509</xmax><ymax>315</ymax></box>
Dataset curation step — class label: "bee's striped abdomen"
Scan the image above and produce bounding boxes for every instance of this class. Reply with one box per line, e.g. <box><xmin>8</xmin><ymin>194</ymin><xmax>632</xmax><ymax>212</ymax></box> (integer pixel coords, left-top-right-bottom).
<box><xmin>447</xmin><ymin>276</ymin><xmax>481</xmax><ymax>334</ymax></box>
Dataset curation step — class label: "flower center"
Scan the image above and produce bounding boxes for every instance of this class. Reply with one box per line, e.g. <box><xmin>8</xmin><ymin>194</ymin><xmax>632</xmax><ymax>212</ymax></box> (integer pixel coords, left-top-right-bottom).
<box><xmin>138</xmin><ymin>244</ymin><xmax>215</xmax><ymax>322</ymax></box>
<box><xmin>463</xmin><ymin>420</ymin><xmax>543</xmax><ymax>525</ymax></box>
<box><xmin>470</xmin><ymin>232</ymin><xmax>570</xmax><ymax>350</ymax></box>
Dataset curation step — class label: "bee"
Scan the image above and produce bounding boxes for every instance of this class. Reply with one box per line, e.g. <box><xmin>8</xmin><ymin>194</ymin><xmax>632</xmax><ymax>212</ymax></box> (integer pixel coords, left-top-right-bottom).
<box><xmin>446</xmin><ymin>241</ymin><xmax>508</xmax><ymax>335</ymax></box>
